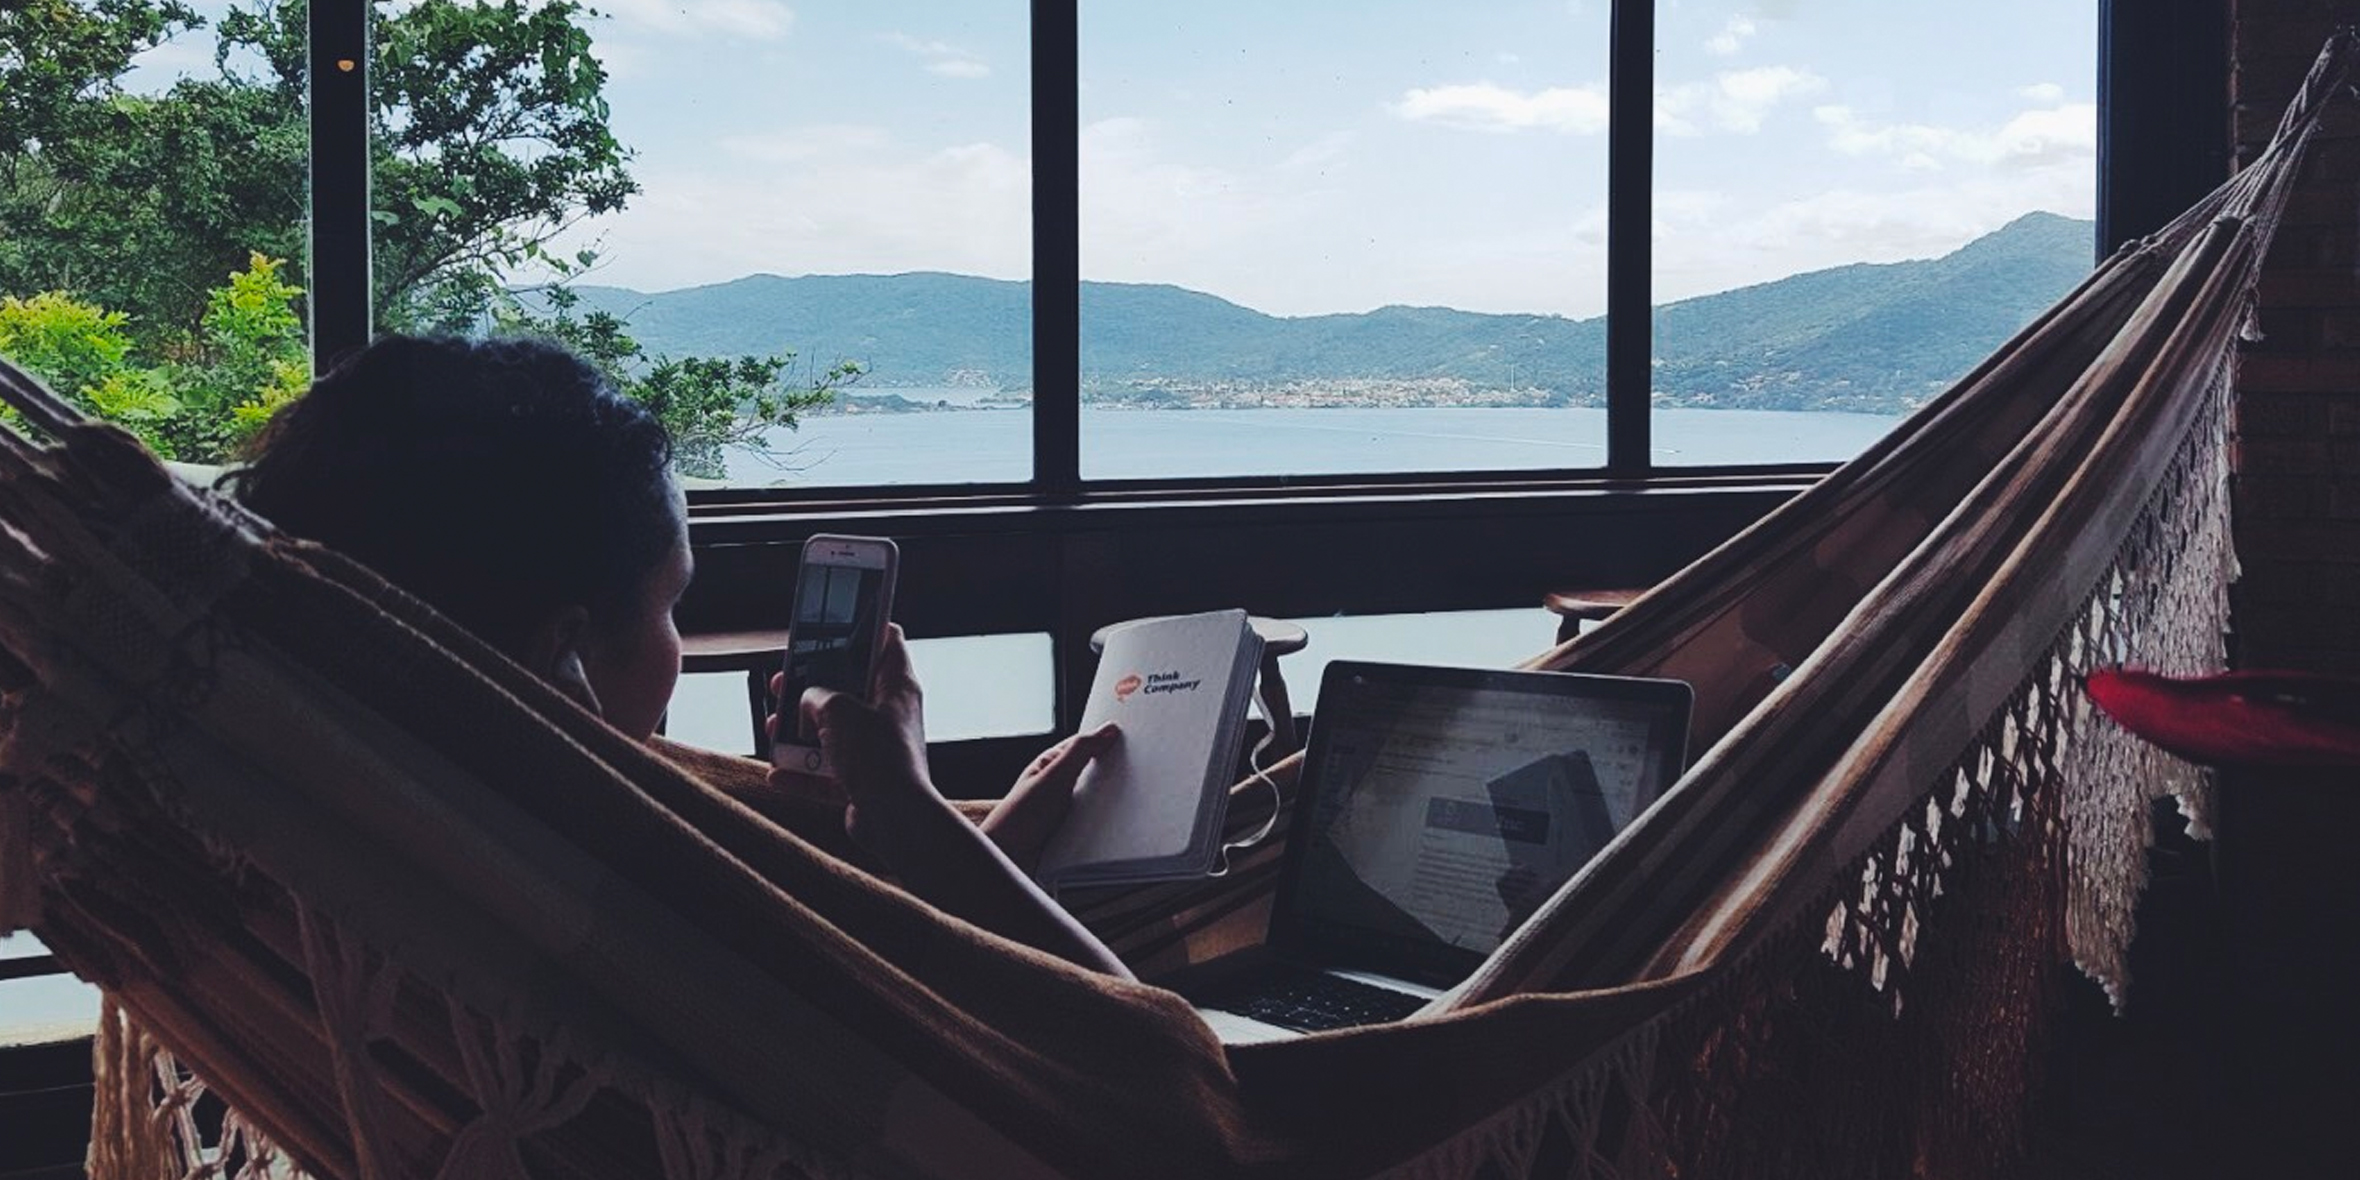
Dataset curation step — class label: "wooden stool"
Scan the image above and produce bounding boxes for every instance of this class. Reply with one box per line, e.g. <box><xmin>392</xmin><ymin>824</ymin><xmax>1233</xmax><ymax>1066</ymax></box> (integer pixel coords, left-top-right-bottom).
<box><xmin>1544</xmin><ymin>587</ymin><xmax>1648</xmax><ymax>645</ymax></box>
<box><xmin>1088</xmin><ymin>616</ymin><xmax>1311</xmax><ymax>756</ymax></box>
<box><xmin>679</xmin><ymin>627</ymin><xmax>790</xmax><ymax>758</ymax></box>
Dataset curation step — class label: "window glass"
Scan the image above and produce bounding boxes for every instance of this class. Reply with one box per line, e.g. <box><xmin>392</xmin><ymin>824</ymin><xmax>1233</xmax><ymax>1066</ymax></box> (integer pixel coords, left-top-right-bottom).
<box><xmin>0</xmin><ymin>973</ymin><xmax>103</xmax><ymax>1041</ymax></box>
<box><xmin>665</xmin><ymin>671</ymin><xmax>764</xmax><ymax>755</ymax></box>
<box><xmin>387</xmin><ymin>0</ymin><xmax>1033</xmax><ymax>489</ymax></box>
<box><xmin>905</xmin><ymin>632</ymin><xmax>1057</xmax><ymax>740</ymax></box>
<box><xmin>1650</xmin><ymin>2</ymin><xmax>2097</xmax><ymax>465</ymax></box>
<box><xmin>1079</xmin><ymin>1</ymin><xmax>1611</xmax><ymax>480</ymax></box>
<box><xmin>0</xmin><ymin>1</ymin><xmax>310</xmax><ymax>469</ymax></box>
<box><xmin>0</xmin><ymin>933</ymin><xmax>97</xmax><ymax>1042</ymax></box>
<box><xmin>666</xmin><ymin>632</ymin><xmax>1054</xmax><ymax>756</ymax></box>
<box><xmin>1276</xmin><ymin>608</ymin><xmax>1562</xmax><ymax>715</ymax></box>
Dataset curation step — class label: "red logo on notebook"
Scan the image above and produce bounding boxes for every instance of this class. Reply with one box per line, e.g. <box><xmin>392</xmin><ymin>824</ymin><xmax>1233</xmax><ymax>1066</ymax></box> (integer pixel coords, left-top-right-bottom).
<box><xmin>1114</xmin><ymin>673</ymin><xmax>1143</xmax><ymax>701</ymax></box>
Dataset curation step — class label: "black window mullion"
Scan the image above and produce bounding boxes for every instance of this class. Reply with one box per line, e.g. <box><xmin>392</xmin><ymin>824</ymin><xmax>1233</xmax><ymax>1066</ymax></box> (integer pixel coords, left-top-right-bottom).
<box><xmin>2097</xmin><ymin>0</ymin><xmax>2229</xmax><ymax>256</ymax></box>
<box><xmin>1032</xmin><ymin>1</ymin><xmax>1089</xmax><ymax>731</ymax></box>
<box><xmin>1031</xmin><ymin>1</ymin><xmax>1081</xmax><ymax>498</ymax></box>
<box><xmin>1605</xmin><ymin>0</ymin><xmax>1653</xmax><ymax>476</ymax></box>
<box><xmin>308</xmin><ymin>0</ymin><xmax>372</xmax><ymax>373</ymax></box>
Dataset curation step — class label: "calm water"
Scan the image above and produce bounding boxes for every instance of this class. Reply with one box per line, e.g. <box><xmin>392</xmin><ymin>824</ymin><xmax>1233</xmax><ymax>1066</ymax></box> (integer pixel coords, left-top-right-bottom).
<box><xmin>724</xmin><ymin>401</ymin><xmax>1906</xmax><ymax>486</ymax></box>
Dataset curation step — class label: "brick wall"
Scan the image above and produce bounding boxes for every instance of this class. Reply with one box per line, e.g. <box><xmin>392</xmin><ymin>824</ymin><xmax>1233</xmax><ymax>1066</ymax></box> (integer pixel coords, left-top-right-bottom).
<box><xmin>2219</xmin><ymin>5</ymin><xmax>2360</xmax><ymax>1167</ymax></box>
<box><xmin>2233</xmin><ymin>4</ymin><xmax>2360</xmax><ymax>671</ymax></box>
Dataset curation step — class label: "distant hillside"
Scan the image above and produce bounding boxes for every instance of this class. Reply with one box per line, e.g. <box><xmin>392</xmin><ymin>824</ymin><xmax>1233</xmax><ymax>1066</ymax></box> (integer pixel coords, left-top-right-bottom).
<box><xmin>1650</xmin><ymin>211</ymin><xmax>2095</xmax><ymax>411</ymax></box>
<box><xmin>560</xmin><ymin>212</ymin><xmax>2094</xmax><ymax>414</ymax></box>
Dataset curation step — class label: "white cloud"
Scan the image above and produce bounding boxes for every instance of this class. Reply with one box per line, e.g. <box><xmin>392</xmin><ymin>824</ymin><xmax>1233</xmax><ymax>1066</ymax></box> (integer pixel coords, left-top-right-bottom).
<box><xmin>1391</xmin><ymin>82</ymin><xmax>1611</xmax><ymax>134</ymax></box>
<box><xmin>2020</xmin><ymin>82</ymin><xmax>2067</xmax><ymax>102</ymax></box>
<box><xmin>1080</xmin><ymin>117</ymin><xmax>1312</xmax><ymax>240</ymax></box>
<box><xmin>716</xmin><ymin>125</ymin><xmax>893</xmax><ymax>163</ymax></box>
<box><xmin>1657</xmin><ymin>66</ymin><xmax>1826</xmax><ymax>135</ymax></box>
<box><xmin>1650</xmin><ymin>188</ymin><xmax>1733</xmax><ymax>240</ymax></box>
<box><xmin>122</xmin><ymin>32</ymin><xmax>219</xmax><ymax>92</ymax></box>
<box><xmin>1646</xmin><ymin>84</ymin><xmax>2097</xmax><ymax>302</ymax></box>
<box><xmin>588</xmin><ymin>37</ymin><xmax>652</xmax><ymax>82</ymax></box>
<box><xmin>1723</xmin><ymin>67</ymin><xmax>1812</xmax><ymax>106</ymax></box>
<box><xmin>1649</xmin><ymin>173</ymin><xmax>2095</xmax><ymax>304</ymax></box>
<box><xmin>1706</xmin><ymin>16</ymin><xmax>1758</xmax><ymax>57</ymax></box>
<box><xmin>1277</xmin><ymin>131</ymin><xmax>1354</xmax><ymax>177</ymax></box>
<box><xmin>1076</xmin><ymin>118</ymin><xmax>1372</xmax><ymax>311</ymax></box>
<box><xmin>885</xmin><ymin>32</ymin><xmax>990</xmax><ymax>79</ymax></box>
<box><xmin>557</xmin><ymin>130</ymin><xmax>1031</xmax><ymax>301</ymax></box>
<box><xmin>1816</xmin><ymin>101</ymin><xmax>2096</xmax><ymax>169</ymax></box>
<box><xmin>884</xmin><ymin>34</ymin><xmax>962</xmax><ymax>56</ymax></box>
<box><xmin>598</xmin><ymin>0</ymin><xmax>794</xmax><ymax>40</ymax></box>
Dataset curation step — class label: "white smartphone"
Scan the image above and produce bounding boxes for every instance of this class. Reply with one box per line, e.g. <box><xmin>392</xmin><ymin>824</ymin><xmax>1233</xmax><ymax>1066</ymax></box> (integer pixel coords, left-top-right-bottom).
<box><xmin>771</xmin><ymin>534</ymin><xmax>899</xmax><ymax>775</ymax></box>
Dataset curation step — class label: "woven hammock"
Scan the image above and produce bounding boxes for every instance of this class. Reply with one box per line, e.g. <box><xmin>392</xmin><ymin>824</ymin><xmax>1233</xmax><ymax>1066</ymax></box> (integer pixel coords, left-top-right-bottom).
<box><xmin>1</xmin><ymin>33</ymin><xmax>2345</xmax><ymax>1180</ymax></box>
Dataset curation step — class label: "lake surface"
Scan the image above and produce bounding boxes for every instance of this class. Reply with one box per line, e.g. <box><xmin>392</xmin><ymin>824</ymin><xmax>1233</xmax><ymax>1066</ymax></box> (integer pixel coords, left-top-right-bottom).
<box><xmin>723</xmin><ymin>400</ymin><xmax>1907</xmax><ymax>486</ymax></box>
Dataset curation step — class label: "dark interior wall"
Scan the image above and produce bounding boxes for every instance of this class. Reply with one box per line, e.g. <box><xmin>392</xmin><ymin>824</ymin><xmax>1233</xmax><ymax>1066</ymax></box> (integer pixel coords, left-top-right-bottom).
<box><xmin>2223</xmin><ymin>4</ymin><xmax>2360</xmax><ymax>1170</ymax></box>
<box><xmin>2232</xmin><ymin>3</ymin><xmax>2360</xmax><ymax>663</ymax></box>
<box><xmin>2101</xmin><ymin>0</ymin><xmax>2233</xmax><ymax>250</ymax></box>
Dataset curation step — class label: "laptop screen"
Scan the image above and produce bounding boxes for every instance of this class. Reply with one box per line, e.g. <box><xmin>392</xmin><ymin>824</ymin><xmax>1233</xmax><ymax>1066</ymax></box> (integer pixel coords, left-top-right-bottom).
<box><xmin>1270</xmin><ymin>662</ymin><xmax>1692</xmax><ymax>987</ymax></box>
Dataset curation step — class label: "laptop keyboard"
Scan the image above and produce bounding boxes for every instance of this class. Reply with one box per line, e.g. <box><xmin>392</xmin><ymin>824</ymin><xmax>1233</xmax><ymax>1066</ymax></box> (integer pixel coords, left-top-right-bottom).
<box><xmin>1209</xmin><ymin>967</ymin><xmax>1430</xmax><ymax>1033</ymax></box>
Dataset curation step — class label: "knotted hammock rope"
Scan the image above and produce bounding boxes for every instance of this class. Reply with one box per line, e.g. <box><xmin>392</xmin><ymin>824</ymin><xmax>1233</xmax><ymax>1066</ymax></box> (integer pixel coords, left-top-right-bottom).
<box><xmin>4</xmin><ymin>31</ymin><xmax>2350</xmax><ymax>1180</ymax></box>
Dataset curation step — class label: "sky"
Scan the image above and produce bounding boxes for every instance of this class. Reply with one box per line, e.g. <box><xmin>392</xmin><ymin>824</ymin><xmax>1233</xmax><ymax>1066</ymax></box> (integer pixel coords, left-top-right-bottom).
<box><xmin>131</xmin><ymin>1</ymin><xmax>2098</xmax><ymax>320</ymax></box>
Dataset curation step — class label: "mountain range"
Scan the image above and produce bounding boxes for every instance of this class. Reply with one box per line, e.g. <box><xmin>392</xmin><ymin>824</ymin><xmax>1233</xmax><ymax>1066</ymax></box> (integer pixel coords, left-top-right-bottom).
<box><xmin>561</xmin><ymin>211</ymin><xmax>2095</xmax><ymax>415</ymax></box>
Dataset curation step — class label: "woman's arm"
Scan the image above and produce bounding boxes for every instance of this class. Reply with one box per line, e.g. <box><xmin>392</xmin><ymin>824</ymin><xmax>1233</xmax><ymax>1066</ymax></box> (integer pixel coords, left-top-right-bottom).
<box><xmin>781</xmin><ymin>627</ymin><xmax>1136</xmax><ymax>980</ymax></box>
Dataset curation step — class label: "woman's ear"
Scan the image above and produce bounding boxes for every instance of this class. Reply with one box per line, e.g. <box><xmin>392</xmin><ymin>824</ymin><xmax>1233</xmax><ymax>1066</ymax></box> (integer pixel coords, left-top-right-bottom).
<box><xmin>522</xmin><ymin>605</ymin><xmax>603</xmax><ymax>717</ymax></box>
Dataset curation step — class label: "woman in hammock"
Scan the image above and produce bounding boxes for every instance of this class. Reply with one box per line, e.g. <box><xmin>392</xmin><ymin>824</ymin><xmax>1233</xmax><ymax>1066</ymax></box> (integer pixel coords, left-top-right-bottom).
<box><xmin>222</xmin><ymin>333</ymin><xmax>1134</xmax><ymax>979</ymax></box>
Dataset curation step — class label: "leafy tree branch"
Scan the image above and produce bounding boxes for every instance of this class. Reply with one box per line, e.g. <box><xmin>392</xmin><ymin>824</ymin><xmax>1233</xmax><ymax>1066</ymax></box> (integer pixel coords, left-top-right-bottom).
<box><xmin>0</xmin><ymin>1</ymin><xmax>854</xmax><ymax>479</ymax></box>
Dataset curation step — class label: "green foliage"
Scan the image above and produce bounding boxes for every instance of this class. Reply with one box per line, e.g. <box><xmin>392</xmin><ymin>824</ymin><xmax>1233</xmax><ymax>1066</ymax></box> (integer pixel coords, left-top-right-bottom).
<box><xmin>0</xmin><ymin>291</ymin><xmax>136</xmax><ymax>396</ymax></box>
<box><xmin>0</xmin><ymin>254</ymin><xmax>306</xmax><ymax>460</ymax></box>
<box><xmin>152</xmin><ymin>251</ymin><xmax>309</xmax><ymax>459</ymax></box>
<box><xmin>215</xmin><ymin>0</ymin><xmax>636</xmax><ymax>329</ymax></box>
<box><xmin>1</xmin><ymin>0</ymin><xmax>633</xmax><ymax>344</ymax></box>
<box><xmin>496</xmin><ymin>281</ymin><xmax>858</xmax><ymax>479</ymax></box>
<box><xmin>2</xmin><ymin>1</ymin><xmax>839</xmax><ymax>475</ymax></box>
<box><xmin>0</xmin><ymin>2</ymin><xmax>200</xmax><ymax>157</ymax></box>
<box><xmin>0</xmin><ymin>2</ymin><xmax>295</xmax><ymax>343</ymax></box>
<box><xmin>86</xmin><ymin>368</ymin><xmax>182</xmax><ymax>423</ymax></box>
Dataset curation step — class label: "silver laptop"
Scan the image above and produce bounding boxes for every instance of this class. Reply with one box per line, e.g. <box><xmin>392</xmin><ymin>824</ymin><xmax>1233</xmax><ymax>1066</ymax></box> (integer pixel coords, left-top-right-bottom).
<box><xmin>1187</xmin><ymin>661</ymin><xmax>1692</xmax><ymax>1043</ymax></box>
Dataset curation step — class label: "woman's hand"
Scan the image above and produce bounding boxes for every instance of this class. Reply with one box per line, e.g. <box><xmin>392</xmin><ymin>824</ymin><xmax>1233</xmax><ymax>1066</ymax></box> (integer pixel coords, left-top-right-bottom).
<box><xmin>979</xmin><ymin>723</ymin><xmax>1120</xmax><ymax>873</ymax></box>
<box><xmin>775</xmin><ymin>625</ymin><xmax>948</xmax><ymax>859</ymax></box>
<box><xmin>764</xmin><ymin>625</ymin><xmax>1136</xmax><ymax>979</ymax></box>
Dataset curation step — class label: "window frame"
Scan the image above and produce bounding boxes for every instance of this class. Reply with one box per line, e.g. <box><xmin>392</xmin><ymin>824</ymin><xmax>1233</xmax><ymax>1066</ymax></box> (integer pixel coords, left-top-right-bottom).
<box><xmin>0</xmin><ymin>0</ymin><xmax>2224</xmax><ymax>1001</ymax></box>
<box><xmin>301</xmin><ymin>0</ymin><xmax>2188</xmax><ymax>505</ymax></box>
<box><xmin>297</xmin><ymin>0</ymin><xmax>2208</xmax><ymax>734</ymax></box>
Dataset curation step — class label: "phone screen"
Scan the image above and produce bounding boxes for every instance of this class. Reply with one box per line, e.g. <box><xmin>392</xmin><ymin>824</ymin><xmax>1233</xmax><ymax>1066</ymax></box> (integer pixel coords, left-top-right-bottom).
<box><xmin>783</xmin><ymin>559</ymin><xmax>890</xmax><ymax>701</ymax></box>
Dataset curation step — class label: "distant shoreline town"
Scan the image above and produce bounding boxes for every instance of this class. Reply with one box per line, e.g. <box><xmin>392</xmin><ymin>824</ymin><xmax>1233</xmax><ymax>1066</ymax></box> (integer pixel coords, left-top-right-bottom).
<box><xmin>587</xmin><ymin>213</ymin><xmax>2092</xmax><ymax>420</ymax></box>
<box><xmin>821</xmin><ymin>378</ymin><xmax>1585</xmax><ymax>415</ymax></box>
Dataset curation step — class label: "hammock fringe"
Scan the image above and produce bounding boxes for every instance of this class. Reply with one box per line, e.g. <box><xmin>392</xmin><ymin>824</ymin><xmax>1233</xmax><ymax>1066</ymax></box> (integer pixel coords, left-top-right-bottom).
<box><xmin>5</xmin><ymin>30</ymin><xmax>2352</xmax><ymax>1180</ymax></box>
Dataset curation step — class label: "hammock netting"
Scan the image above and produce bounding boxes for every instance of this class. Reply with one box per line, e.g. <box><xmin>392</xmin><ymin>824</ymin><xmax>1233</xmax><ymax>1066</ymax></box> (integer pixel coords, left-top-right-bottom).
<box><xmin>1</xmin><ymin>34</ymin><xmax>2346</xmax><ymax>1180</ymax></box>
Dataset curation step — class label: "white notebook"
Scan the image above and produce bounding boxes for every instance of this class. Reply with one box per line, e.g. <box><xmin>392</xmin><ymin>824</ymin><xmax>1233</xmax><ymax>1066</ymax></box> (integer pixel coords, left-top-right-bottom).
<box><xmin>1035</xmin><ymin>610</ymin><xmax>1264</xmax><ymax>889</ymax></box>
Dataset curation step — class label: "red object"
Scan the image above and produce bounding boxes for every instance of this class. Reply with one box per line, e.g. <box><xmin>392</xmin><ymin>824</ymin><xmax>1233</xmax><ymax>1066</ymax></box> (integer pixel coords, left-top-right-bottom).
<box><xmin>2084</xmin><ymin>668</ymin><xmax>2360</xmax><ymax>769</ymax></box>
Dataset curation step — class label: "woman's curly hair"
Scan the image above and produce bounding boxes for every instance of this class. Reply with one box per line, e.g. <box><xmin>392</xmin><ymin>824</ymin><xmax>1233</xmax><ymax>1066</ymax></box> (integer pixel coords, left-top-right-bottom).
<box><xmin>223</xmin><ymin>334</ymin><xmax>678</xmax><ymax>650</ymax></box>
